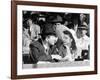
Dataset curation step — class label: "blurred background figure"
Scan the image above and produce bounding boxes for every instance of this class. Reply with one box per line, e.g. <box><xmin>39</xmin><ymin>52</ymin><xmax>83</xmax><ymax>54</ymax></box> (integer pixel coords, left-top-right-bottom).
<box><xmin>22</xmin><ymin>11</ymin><xmax>31</xmax><ymax>55</ymax></box>
<box><xmin>75</xmin><ymin>25</ymin><xmax>90</xmax><ymax>60</ymax></box>
<box><xmin>22</xmin><ymin>27</ymin><xmax>30</xmax><ymax>55</ymax></box>
<box><xmin>50</xmin><ymin>15</ymin><xmax>71</xmax><ymax>41</ymax></box>
<box><xmin>79</xmin><ymin>13</ymin><xmax>89</xmax><ymax>31</ymax></box>
<box><xmin>28</xmin><ymin>13</ymin><xmax>41</xmax><ymax>41</ymax></box>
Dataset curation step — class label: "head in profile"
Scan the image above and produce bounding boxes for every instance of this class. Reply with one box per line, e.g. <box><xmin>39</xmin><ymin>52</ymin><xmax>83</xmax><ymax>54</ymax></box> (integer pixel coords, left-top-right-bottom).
<box><xmin>62</xmin><ymin>30</ymin><xmax>77</xmax><ymax>51</ymax></box>
<box><xmin>40</xmin><ymin>23</ymin><xmax>58</xmax><ymax>46</ymax></box>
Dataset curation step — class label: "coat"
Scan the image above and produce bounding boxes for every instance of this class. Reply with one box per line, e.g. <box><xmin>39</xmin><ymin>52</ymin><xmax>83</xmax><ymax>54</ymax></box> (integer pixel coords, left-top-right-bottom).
<box><xmin>29</xmin><ymin>39</ymin><xmax>58</xmax><ymax>63</ymax></box>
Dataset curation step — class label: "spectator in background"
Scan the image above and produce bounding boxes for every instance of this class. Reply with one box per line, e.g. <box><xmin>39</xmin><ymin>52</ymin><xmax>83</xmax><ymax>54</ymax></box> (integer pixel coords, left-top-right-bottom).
<box><xmin>22</xmin><ymin>27</ymin><xmax>31</xmax><ymax>54</ymax></box>
<box><xmin>75</xmin><ymin>25</ymin><xmax>90</xmax><ymax>60</ymax></box>
<box><xmin>22</xmin><ymin>11</ymin><xmax>31</xmax><ymax>54</ymax></box>
<box><xmin>51</xmin><ymin>15</ymin><xmax>71</xmax><ymax>41</ymax></box>
<box><xmin>38</xmin><ymin>13</ymin><xmax>46</xmax><ymax>34</ymax></box>
<box><xmin>63</xmin><ymin>13</ymin><xmax>73</xmax><ymax>28</ymax></box>
<box><xmin>27</xmin><ymin>14</ymin><xmax>41</xmax><ymax>41</ymax></box>
<box><xmin>79</xmin><ymin>13</ymin><xmax>89</xmax><ymax>27</ymax></box>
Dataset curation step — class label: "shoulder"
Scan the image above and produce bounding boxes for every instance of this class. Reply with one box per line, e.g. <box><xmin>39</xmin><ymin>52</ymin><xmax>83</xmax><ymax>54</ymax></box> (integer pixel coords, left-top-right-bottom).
<box><xmin>29</xmin><ymin>40</ymin><xmax>43</xmax><ymax>48</ymax></box>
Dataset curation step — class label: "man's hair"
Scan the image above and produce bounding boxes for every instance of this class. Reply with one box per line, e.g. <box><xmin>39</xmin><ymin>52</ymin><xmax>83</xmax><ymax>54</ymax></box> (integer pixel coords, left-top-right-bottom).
<box><xmin>41</xmin><ymin>33</ymin><xmax>57</xmax><ymax>41</ymax></box>
<box><xmin>40</xmin><ymin>23</ymin><xmax>57</xmax><ymax>41</ymax></box>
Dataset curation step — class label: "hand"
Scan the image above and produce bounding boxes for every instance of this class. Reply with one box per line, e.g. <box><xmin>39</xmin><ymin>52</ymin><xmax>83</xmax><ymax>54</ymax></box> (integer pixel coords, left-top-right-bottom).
<box><xmin>64</xmin><ymin>45</ymin><xmax>72</xmax><ymax>55</ymax></box>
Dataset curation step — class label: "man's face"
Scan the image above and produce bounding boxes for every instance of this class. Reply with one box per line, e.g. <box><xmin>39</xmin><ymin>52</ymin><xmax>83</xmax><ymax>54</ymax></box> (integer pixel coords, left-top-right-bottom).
<box><xmin>82</xmin><ymin>30</ymin><xmax>87</xmax><ymax>36</ymax></box>
<box><xmin>27</xmin><ymin>19</ymin><xmax>32</xmax><ymax>25</ymax></box>
<box><xmin>62</xmin><ymin>34</ymin><xmax>72</xmax><ymax>45</ymax></box>
<box><xmin>47</xmin><ymin>35</ymin><xmax>58</xmax><ymax>45</ymax></box>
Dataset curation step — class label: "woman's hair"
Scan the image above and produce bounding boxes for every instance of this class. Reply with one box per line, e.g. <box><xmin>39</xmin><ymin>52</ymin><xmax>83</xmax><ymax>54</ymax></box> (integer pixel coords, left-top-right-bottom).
<box><xmin>63</xmin><ymin>30</ymin><xmax>77</xmax><ymax>51</ymax></box>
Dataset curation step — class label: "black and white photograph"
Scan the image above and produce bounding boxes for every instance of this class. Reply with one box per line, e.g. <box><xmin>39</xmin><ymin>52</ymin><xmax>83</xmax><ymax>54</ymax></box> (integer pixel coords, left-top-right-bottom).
<box><xmin>22</xmin><ymin>11</ymin><xmax>90</xmax><ymax>68</ymax></box>
<box><xmin>11</xmin><ymin>1</ymin><xmax>97</xmax><ymax>79</ymax></box>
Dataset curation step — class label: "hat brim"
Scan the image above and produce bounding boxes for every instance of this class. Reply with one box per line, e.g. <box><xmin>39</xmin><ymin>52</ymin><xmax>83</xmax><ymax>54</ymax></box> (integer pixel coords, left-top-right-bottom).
<box><xmin>78</xmin><ymin>27</ymin><xmax>88</xmax><ymax>30</ymax></box>
<box><xmin>39</xmin><ymin>32</ymin><xmax>56</xmax><ymax>36</ymax></box>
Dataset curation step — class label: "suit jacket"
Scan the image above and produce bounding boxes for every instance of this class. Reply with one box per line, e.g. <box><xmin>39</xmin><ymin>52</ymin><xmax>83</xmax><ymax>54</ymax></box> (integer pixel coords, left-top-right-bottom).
<box><xmin>29</xmin><ymin>39</ymin><xmax>58</xmax><ymax>63</ymax></box>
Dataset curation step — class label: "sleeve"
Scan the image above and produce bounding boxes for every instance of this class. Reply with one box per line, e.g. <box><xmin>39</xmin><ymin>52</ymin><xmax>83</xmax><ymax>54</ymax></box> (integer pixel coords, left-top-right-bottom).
<box><xmin>38</xmin><ymin>54</ymin><xmax>53</xmax><ymax>61</ymax></box>
<box><xmin>29</xmin><ymin>46</ymin><xmax>38</xmax><ymax>63</ymax></box>
<box><xmin>30</xmin><ymin>44</ymin><xmax>53</xmax><ymax>62</ymax></box>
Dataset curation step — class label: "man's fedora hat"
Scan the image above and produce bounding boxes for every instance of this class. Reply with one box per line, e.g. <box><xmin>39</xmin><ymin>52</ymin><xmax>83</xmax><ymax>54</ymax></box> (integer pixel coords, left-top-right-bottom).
<box><xmin>51</xmin><ymin>15</ymin><xmax>63</xmax><ymax>23</ymax></box>
<box><xmin>47</xmin><ymin>15</ymin><xmax>63</xmax><ymax>23</ymax></box>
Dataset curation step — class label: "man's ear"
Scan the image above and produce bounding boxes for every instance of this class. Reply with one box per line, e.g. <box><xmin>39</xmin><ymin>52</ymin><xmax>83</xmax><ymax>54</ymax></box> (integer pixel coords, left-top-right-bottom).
<box><xmin>45</xmin><ymin>37</ymin><xmax>48</xmax><ymax>42</ymax></box>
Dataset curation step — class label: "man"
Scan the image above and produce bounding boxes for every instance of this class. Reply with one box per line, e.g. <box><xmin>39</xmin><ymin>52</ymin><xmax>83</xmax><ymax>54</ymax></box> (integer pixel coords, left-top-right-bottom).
<box><xmin>27</xmin><ymin>14</ymin><xmax>41</xmax><ymax>41</ymax></box>
<box><xmin>51</xmin><ymin>15</ymin><xmax>71</xmax><ymax>41</ymax></box>
<box><xmin>76</xmin><ymin>25</ymin><xmax>90</xmax><ymax>60</ymax></box>
<box><xmin>29</xmin><ymin>23</ymin><xmax>58</xmax><ymax>64</ymax></box>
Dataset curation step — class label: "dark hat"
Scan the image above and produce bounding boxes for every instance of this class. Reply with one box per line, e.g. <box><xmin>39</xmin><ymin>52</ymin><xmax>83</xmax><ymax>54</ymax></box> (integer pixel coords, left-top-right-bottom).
<box><xmin>78</xmin><ymin>25</ymin><xmax>88</xmax><ymax>30</ymax></box>
<box><xmin>40</xmin><ymin>23</ymin><xmax>56</xmax><ymax>36</ymax></box>
<box><xmin>47</xmin><ymin>15</ymin><xmax>63</xmax><ymax>23</ymax></box>
<box><xmin>52</xmin><ymin>15</ymin><xmax>63</xmax><ymax>23</ymax></box>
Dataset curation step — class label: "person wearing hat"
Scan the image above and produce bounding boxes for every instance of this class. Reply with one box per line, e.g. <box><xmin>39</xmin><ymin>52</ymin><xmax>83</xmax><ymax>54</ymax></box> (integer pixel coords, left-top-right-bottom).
<box><xmin>75</xmin><ymin>25</ymin><xmax>90</xmax><ymax>60</ymax></box>
<box><xmin>50</xmin><ymin>15</ymin><xmax>71</xmax><ymax>41</ymax></box>
<box><xmin>29</xmin><ymin>23</ymin><xmax>59</xmax><ymax>64</ymax></box>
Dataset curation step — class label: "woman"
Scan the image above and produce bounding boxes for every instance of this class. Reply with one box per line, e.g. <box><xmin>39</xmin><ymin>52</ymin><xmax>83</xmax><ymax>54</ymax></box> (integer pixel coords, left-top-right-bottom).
<box><xmin>57</xmin><ymin>30</ymin><xmax>77</xmax><ymax>61</ymax></box>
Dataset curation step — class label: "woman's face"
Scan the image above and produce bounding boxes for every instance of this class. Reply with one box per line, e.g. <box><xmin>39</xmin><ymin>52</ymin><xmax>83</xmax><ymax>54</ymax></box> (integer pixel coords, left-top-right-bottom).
<box><xmin>47</xmin><ymin>35</ymin><xmax>58</xmax><ymax>45</ymax></box>
<box><xmin>62</xmin><ymin>34</ymin><xmax>72</xmax><ymax>45</ymax></box>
